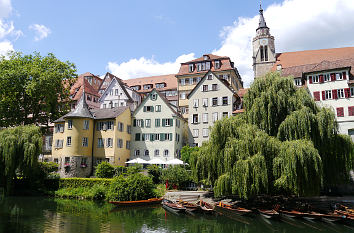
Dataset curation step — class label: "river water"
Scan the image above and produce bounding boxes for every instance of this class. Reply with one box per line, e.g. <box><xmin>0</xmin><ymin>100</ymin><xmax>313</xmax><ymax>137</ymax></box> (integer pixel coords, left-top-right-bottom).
<box><xmin>0</xmin><ymin>197</ymin><xmax>353</xmax><ymax>233</ymax></box>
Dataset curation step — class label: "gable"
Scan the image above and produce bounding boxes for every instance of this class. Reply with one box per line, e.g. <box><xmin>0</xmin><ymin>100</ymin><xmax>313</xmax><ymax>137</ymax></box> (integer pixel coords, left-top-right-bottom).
<box><xmin>133</xmin><ymin>89</ymin><xmax>174</xmax><ymax>117</ymax></box>
<box><xmin>99</xmin><ymin>78</ymin><xmax>131</xmax><ymax>102</ymax></box>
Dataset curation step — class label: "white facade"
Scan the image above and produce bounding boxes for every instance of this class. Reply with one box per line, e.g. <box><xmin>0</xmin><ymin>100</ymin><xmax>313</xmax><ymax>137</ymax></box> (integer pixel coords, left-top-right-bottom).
<box><xmin>306</xmin><ymin>69</ymin><xmax>354</xmax><ymax>140</ymax></box>
<box><xmin>99</xmin><ymin>78</ymin><xmax>141</xmax><ymax>111</ymax></box>
<box><xmin>188</xmin><ymin>71</ymin><xmax>238</xmax><ymax>146</ymax></box>
<box><xmin>130</xmin><ymin>89</ymin><xmax>186</xmax><ymax>162</ymax></box>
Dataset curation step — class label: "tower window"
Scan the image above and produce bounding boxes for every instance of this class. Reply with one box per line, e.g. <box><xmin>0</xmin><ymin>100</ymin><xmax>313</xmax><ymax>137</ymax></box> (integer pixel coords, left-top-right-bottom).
<box><xmin>260</xmin><ymin>45</ymin><xmax>268</xmax><ymax>62</ymax></box>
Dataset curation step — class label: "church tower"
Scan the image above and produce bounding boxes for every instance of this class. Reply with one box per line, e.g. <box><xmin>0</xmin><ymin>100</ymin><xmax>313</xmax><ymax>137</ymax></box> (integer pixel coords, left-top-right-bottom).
<box><xmin>252</xmin><ymin>4</ymin><xmax>276</xmax><ymax>78</ymax></box>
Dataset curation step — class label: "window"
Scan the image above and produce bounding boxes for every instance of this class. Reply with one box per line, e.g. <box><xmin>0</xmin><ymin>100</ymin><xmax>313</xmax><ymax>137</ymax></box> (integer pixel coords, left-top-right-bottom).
<box><xmin>313</xmin><ymin>91</ymin><xmax>320</xmax><ymax>101</ymax></box>
<box><xmin>54</xmin><ymin>158</ymin><xmax>58</xmax><ymax>163</ymax></box>
<box><xmin>206</xmin><ymin>62</ymin><xmax>211</xmax><ymax>70</ymax></box>
<box><xmin>83</xmin><ymin>120</ymin><xmax>89</xmax><ymax>130</ymax></box>
<box><xmin>144</xmin><ymin>150</ymin><xmax>149</xmax><ymax>156</ymax></box>
<box><xmin>156</xmin><ymin>83</ymin><xmax>166</xmax><ymax>89</ymax></box>
<box><xmin>82</xmin><ymin>137</ymin><xmax>88</xmax><ymax>147</ymax></box>
<box><xmin>212</xmin><ymin>84</ymin><xmax>218</xmax><ymax>91</ymax></box>
<box><xmin>212</xmin><ymin>112</ymin><xmax>218</xmax><ymax>122</ymax></box>
<box><xmin>337</xmin><ymin>107</ymin><xmax>344</xmax><ymax>117</ymax></box>
<box><xmin>176</xmin><ymin>119</ymin><xmax>180</xmax><ymax>128</ymax></box>
<box><xmin>143</xmin><ymin>84</ymin><xmax>152</xmax><ymax>90</ymax></box>
<box><xmin>106</xmin><ymin>138</ymin><xmax>113</xmax><ymax>148</ymax></box>
<box><xmin>164</xmin><ymin>133</ymin><xmax>172</xmax><ymax>141</ymax></box>
<box><xmin>207</xmin><ymin>74</ymin><xmax>213</xmax><ymax>80</ymax></box>
<box><xmin>193</xmin><ymin>129</ymin><xmax>199</xmax><ymax>138</ymax></box>
<box><xmin>145</xmin><ymin>119</ymin><xmax>151</xmax><ymax>128</ymax></box>
<box><xmin>215</xmin><ymin>60</ymin><xmax>221</xmax><ymax>69</ymax></box>
<box><xmin>193</xmin><ymin>99</ymin><xmax>199</xmax><ymax>108</ymax></box>
<box><xmin>110</xmin><ymin>90</ymin><xmax>113</xmax><ymax>96</ymax></box>
<box><xmin>348</xmin><ymin>106</ymin><xmax>354</xmax><ymax>116</ymax></box>
<box><xmin>151</xmin><ymin>94</ymin><xmax>157</xmax><ymax>100</ymax></box>
<box><xmin>118</xmin><ymin>122</ymin><xmax>124</xmax><ymax>132</ymax></box>
<box><xmin>180</xmin><ymin>79</ymin><xmax>185</xmax><ymax>86</ymax></box>
<box><xmin>134</xmin><ymin>150</ymin><xmax>140</xmax><ymax>156</ymax></box>
<box><xmin>192</xmin><ymin>114</ymin><xmax>199</xmax><ymax>124</ymax></box>
<box><xmin>351</xmin><ymin>87</ymin><xmax>354</xmax><ymax>97</ymax></box>
<box><xmin>324</xmin><ymin>74</ymin><xmax>330</xmax><ymax>82</ymax></box>
<box><xmin>180</xmin><ymin>92</ymin><xmax>186</xmax><ymax>99</ymax></box>
<box><xmin>203</xmin><ymin>85</ymin><xmax>208</xmax><ymax>92</ymax></box>
<box><xmin>114</xmin><ymin>103</ymin><xmax>118</xmax><ymax>108</ymax></box>
<box><xmin>163</xmin><ymin>118</ymin><xmax>173</xmax><ymax>127</ymax></box>
<box><xmin>144</xmin><ymin>106</ymin><xmax>154</xmax><ymax>112</ymax></box>
<box><xmin>260</xmin><ymin>45</ymin><xmax>268</xmax><ymax>61</ymax></box>
<box><xmin>65</xmin><ymin>157</ymin><xmax>70</xmax><ymax>164</ymax></box>
<box><xmin>98</xmin><ymin>138</ymin><xmax>104</xmax><ymax>148</ymax></box>
<box><xmin>313</xmin><ymin>75</ymin><xmax>319</xmax><ymax>83</ymax></box>
<box><xmin>126</xmin><ymin>141</ymin><xmax>130</xmax><ymax>149</ymax></box>
<box><xmin>68</xmin><ymin>120</ymin><xmax>73</xmax><ymax>129</ymax></box>
<box><xmin>222</xmin><ymin>97</ymin><xmax>228</xmax><ymax>105</ymax></box>
<box><xmin>338</xmin><ymin>89</ymin><xmax>345</xmax><ymax>98</ymax></box>
<box><xmin>203</xmin><ymin>113</ymin><xmax>208</xmax><ymax>123</ymax></box>
<box><xmin>185</xmin><ymin>78</ymin><xmax>189</xmax><ymax>85</ymax></box>
<box><xmin>135</xmin><ymin>133</ymin><xmax>140</xmax><ymax>141</ymax></box>
<box><xmin>202</xmin><ymin>98</ymin><xmax>208</xmax><ymax>107</ymax></box>
<box><xmin>127</xmin><ymin>125</ymin><xmax>131</xmax><ymax>134</ymax></box>
<box><xmin>107</xmin><ymin>121</ymin><xmax>114</xmax><ymax>130</ymax></box>
<box><xmin>155</xmin><ymin>119</ymin><xmax>160</xmax><ymax>127</ymax></box>
<box><xmin>103</xmin><ymin>104</ymin><xmax>106</xmax><ymax>109</ymax></box>
<box><xmin>117</xmin><ymin>139</ymin><xmax>123</xmax><ymax>148</ymax></box>
<box><xmin>164</xmin><ymin>150</ymin><xmax>169</xmax><ymax>157</ymax></box>
<box><xmin>155</xmin><ymin>105</ymin><xmax>161</xmax><ymax>112</ymax></box>
<box><xmin>115</xmin><ymin>89</ymin><xmax>119</xmax><ymax>96</ymax></box>
<box><xmin>154</xmin><ymin>149</ymin><xmax>160</xmax><ymax>156</ymax></box>
<box><xmin>189</xmin><ymin>64</ymin><xmax>194</xmax><ymax>72</ymax></box>
<box><xmin>223</xmin><ymin>112</ymin><xmax>228</xmax><ymax>118</ymax></box>
<box><xmin>55</xmin><ymin>124</ymin><xmax>64</xmax><ymax>133</ymax></box>
<box><xmin>294</xmin><ymin>78</ymin><xmax>302</xmax><ymax>86</ymax></box>
<box><xmin>203</xmin><ymin>128</ymin><xmax>209</xmax><ymax>138</ymax></box>
<box><xmin>55</xmin><ymin>139</ymin><xmax>63</xmax><ymax>148</ymax></box>
<box><xmin>66</xmin><ymin>136</ymin><xmax>71</xmax><ymax>146</ymax></box>
<box><xmin>212</xmin><ymin>98</ymin><xmax>218</xmax><ymax>106</ymax></box>
<box><xmin>336</xmin><ymin>73</ymin><xmax>343</xmax><ymax>80</ymax></box>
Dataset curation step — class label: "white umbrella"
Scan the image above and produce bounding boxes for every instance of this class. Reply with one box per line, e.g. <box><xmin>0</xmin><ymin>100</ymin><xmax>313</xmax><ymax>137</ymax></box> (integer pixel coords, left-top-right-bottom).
<box><xmin>166</xmin><ymin>158</ymin><xmax>184</xmax><ymax>165</ymax></box>
<box><xmin>125</xmin><ymin>158</ymin><xmax>148</xmax><ymax>164</ymax></box>
<box><xmin>147</xmin><ymin>158</ymin><xmax>167</xmax><ymax>164</ymax></box>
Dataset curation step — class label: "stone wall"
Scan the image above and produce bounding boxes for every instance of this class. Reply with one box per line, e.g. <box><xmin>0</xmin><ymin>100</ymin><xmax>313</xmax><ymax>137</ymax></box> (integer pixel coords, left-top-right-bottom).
<box><xmin>59</xmin><ymin>156</ymin><xmax>92</xmax><ymax>178</ymax></box>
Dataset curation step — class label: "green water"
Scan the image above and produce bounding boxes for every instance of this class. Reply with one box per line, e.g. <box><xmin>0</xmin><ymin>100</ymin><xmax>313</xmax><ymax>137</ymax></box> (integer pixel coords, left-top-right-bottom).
<box><xmin>0</xmin><ymin>197</ymin><xmax>353</xmax><ymax>233</ymax></box>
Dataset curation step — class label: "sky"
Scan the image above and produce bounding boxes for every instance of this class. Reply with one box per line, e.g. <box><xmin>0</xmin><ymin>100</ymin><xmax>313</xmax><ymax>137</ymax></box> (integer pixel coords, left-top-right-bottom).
<box><xmin>1</xmin><ymin>0</ymin><xmax>354</xmax><ymax>87</ymax></box>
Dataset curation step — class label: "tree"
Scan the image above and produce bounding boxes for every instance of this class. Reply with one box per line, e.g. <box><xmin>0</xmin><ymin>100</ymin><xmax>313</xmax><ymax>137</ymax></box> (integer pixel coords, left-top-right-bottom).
<box><xmin>161</xmin><ymin>166</ymin><xmax>192</xmax><ymax>189</ymax></box>
<box><xmin>0</xmin><ymin>52</ymin><xmax>76</xmax><ymax>127</ymax></box>
<box><xmin>0</xmin><ymin>125</ymin><xmax>42</xmax><ymax>195</ymax></box>
<box><xmin>191</xmin><ymin>72</ymin><xmax>353</xmax><ymax>199</ymax></box>
<box><xmin>95</xmin><ymin>161</ymin><xmax>115</xmax><ymax>178</ymax></box>
<box><xmin>181</xmin><ymin>145</ymin><xmax>199</xmax><ymax>165</ymax></box>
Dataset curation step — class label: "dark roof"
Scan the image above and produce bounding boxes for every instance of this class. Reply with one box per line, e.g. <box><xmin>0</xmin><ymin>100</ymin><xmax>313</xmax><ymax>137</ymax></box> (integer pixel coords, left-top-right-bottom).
<box><xmin>91</xmin><ymin>106</ymin><xmax>129</xmax><ymax>120</ymax></box>
<box><xmin>53</xmin><ymin>116</ymin><xmax>65</xmax><ymax>123</ymax></box>
<box><xmin>257</xmin><ymin>6</ymin><xmax>268</xmax><ymax>30</ymax></box>
<box><xmin>65</xmin><ymin>92</ymin><xmax>94</xmax><ymax>119</ymax></box>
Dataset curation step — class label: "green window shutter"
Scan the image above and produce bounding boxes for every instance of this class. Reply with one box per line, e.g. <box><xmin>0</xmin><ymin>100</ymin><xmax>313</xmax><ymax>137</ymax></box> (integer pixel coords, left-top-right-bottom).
<box><xmin>170</xmin><ymin>119</ymin><xmax>173</xmax><ymax>126</ymax></box>
<box><xmin>96</xmin><ymin>122</ymin><xmax>99</xmax><ymax>131</ymax></box>
<box><xmin>150</xmin><ymin>134</ymin><xmax>154</xmax><ymax>141</ymax></box>
<box><xmin>160</xmin><ymin>133</ymin><xmax>165</xmax><ymax>141</ymax></box>
<box><xmin>141</xmin><ymin>119</ymin><xmax>144</xmax><ymax>128</ymax></box>
<box><xmin>169</xmin><ymin>133</ymin><xmax>172</xmax><ymax>141</ymax></box>
<box><xmin>162</xmin><ymin>119</ymin><xmax>166</xmax><ymax>127</ymax></box>
<box><xmin>142</xmin><ymin>133</ymin><xmax>145</xmax><ymax>141</ymax></box>
<box><xmin>143</xmin><ymin>106</ymin><xmax>146</xmax><ymax>112</ymax></box>
<box><xmin>151</xmin><ymin>107</ymin><xmax>154</xmax><ymax>112</ymax></box>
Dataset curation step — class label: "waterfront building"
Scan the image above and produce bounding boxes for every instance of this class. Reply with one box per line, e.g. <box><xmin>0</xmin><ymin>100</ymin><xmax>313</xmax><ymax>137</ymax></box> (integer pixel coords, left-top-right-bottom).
<box><xmin>130</xmin><ymin>89</ymin><xmax>186</xmax><ymax>162</ymax></box>
<box><xmin>124</xmin><ymin>74</ymin><xmax>178</xmax><ymax>107</ymax></box>
<box><xmin>98</xmin><ymin>72</ymin><xmax>141</xmax><ymax>111</ymax></box>
<box><xmin>252</xmin><ymin>5</ymin><xmax>354</xmax><ymax>140</ymax></box>
<box><xmin>187</xmin><ymin>71</ymin><xmax>241</xmax><ymax>146</ymax></box>
<box><xmin>176</xmin><ymin>54</ymin><xmax>243</xmax><ymax>118</ymax></box>
<box><xmin>52</xmin><ymin>92</ymin><xmax>131</xmax><ymax>177</ymax></box>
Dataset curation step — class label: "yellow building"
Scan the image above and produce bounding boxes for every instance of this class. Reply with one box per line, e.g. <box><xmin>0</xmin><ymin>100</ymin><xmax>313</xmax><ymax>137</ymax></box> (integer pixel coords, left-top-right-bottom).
<box><xmin>52</xmin><ymin>92</ymin><xmax>131</xmax><ymax>177</ymax></box>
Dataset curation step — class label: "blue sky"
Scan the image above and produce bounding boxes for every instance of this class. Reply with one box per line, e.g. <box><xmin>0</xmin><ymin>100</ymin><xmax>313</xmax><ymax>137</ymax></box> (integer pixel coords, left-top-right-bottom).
<box><xmin>1</xmin><ymin>0</ymin><xmax>354</xmax><ymax>86</ymax></box>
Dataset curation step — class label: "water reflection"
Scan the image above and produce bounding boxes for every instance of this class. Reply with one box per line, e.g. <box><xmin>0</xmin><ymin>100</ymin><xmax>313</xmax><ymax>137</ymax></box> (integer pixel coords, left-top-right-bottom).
<box><xmin>0</xmin><ymin>197</ymin><xmax>353</xmax><ymax>233</ymax></box>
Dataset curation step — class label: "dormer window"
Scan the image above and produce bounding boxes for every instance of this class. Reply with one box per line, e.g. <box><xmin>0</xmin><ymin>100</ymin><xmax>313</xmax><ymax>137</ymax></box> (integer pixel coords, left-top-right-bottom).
<box><xmin>215</xmin><ymin>60</ymin><xmax>221</xmax><ymax>69</ymax></box>
<box><xmin>206</xmin><ymin>62</ymin><xmax>211</xmax><ymax>70</ymax></box>
<box><xmin>203</xmin><ymin>55</ymin><xmax>209</xmax><ymax>60</ymax></box>
<box><xmin>189</xmin><ymin>64</ymin><xmax>194</xmax><ymax>72</ymax></box>
<box><xmin>156</xmin><ymin>83</ymin><xmax>166</xmax><ymax>89</ymax></box>
<box><xmin>143</xmin><ymin>84</ymin><xmax>153</xmax><ymax>90</ymax></box>
<box><xmin>132</xmin><ymin>85</ymin><xmax>141</xmax><ymax>91</ymax></box>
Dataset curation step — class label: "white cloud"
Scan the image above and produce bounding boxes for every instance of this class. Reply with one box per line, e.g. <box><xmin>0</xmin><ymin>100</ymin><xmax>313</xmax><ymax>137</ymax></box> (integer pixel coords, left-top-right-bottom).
<box><xmin>107</xmin><ymin>0</ymin><xmax>354</xmax><ymax>87</ymax></box>
<box><xmin>0</xmin><ymin>0</ymin><xmax>12</xmax><ymax>18</ymax></box>
<box><xmin>29</xmin><ymin>24</ymin><xmax>51</xmax><ymax>41</ymax></box>
<box><xmin>107</xmin><ymin>53</ymin><xmax>196</xmax><ymax>79</ymax></box>
<box><xmin>0</xmin><ymin>40</ymin><xmax>13</xmax><ymax>56</ymax></box>
<box><xmin>214</xmin><ymin>0</ymin><xmax>354</xmax><ymax>87</ymax></box>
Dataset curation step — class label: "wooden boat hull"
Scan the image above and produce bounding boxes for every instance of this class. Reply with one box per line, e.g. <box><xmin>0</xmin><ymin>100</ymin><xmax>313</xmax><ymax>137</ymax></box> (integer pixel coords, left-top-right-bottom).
<box><xmin>279</xmin><ymin>210</ymin><xmax>304</xmax><ymax>219</ymax></box>
<box><xmin>258</xmin><ymin>210</ymin><xmax>280</xmax><ymax>219</ymax></box>
<box><xmin>162</xmin><ymin>201</ymin><xmax>186</xmax><ymax>213</ymax></box>
<box><xmin>109</xmin><ymin>198</ymin><xmax>163</xmax><ymax>206</ymax></box>
<box><xmin>215</xmin><ymin>204</ymin><xmax>253</xmax><ymax>217</ymax></box>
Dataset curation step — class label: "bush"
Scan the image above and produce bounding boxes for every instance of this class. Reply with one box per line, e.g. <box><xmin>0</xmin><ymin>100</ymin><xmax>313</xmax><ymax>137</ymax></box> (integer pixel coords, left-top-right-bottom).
<box><xmin>91</xmin><ymin>184</ymin><xmax>107</xmax><ymax>200</ymax></box>
<box><xmin>126</xmin><ymin>164</ymin><xmax>143</xmax><ymax>175</ymax></box>
<box><xmin>147</xmin><ymin>165</ymin><xmax>162</xmax><ymax>184</ymax></box>
<box><xmin>115</xmin><ymin>166</ymin><xmax>127</xmax><ymax>176</ymax></box>
<box><xmin>95</xmin><ymin>162</ymin><xmax>115</xmax><ymax>178</ymax></box>
<box><xmin>107</xmin><ymin>173</ymin><xmax>155</xmax><ymax>201</ymax></box>
<box><xmin>161</xmin><ymin>166</ymin><xmax>192</xmax><ymax>190</ymax></box>
<box><xmin>59</xmin><ymin>178</ymin><xmax>112</xmax><ymax>189</ymax></box>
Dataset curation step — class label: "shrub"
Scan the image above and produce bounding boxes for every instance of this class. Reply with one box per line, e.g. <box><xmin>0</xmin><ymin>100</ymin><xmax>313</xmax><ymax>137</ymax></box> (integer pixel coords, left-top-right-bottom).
<box><xmin>161</xmin><ymin>166</ymin><xmax>192</xmax><ymax>190</ymax></box>
<box><xmin>107</xmin><ymin>173</ymin><xmax>155</xmax><ymax>201</ymax></box>
<box><xmin>126</xmin><ymin>164</ymin><xmax>143</xmax><ymax>175</ymax></box>
<box><xmin>95</xmin><ymin>162</ymin><xmax>115</xmax><ymax>178</ymax></box>
<box><xmin>115</xmin><ymin>166</ymin><xmax>127</xmax><ymax>176</ymax></box>
<box><xmin>91</xmin><ymin>184</ymin><xmax>107</xmax><ymax>200</ymax></box>
<box><xmin>59</xmin><ymin>178</ymin><xmax>112</xmax><ymax>189</ymax></box>
<box><xmin>147</xmin><ymin>165</ymin><xmax>162</xmax><ymax>184</ymax></box>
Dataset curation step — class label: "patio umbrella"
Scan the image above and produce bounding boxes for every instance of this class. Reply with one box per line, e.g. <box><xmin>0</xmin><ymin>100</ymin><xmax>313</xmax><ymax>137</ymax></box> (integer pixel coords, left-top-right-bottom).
<box><xmin>125</xmin><ymin>158</ymin><xmax>148</xmax><ymax>164</ymax></box>
<box><xmin>147</xmin><ymin>158</ymin><xmax>167</xmax><ymax>164</ymax></box>
<box><xmin>166</xmin><ymin>158</ymin><xmax>184</xmax><ymax>165</ymax></box>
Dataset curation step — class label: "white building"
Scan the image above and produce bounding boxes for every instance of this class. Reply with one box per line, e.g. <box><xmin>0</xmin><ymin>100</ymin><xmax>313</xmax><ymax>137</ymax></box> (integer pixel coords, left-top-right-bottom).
<box><xmin>130</xmin><ymin>89</ymin><xmax>187</xmax><ymax>162</ymax></box>
<box><xmin>98</xmin><ymin>72</ymin><xmax>141</xmax><ymax>111</ymax></box>
<box><xmin>188</xmin><ymin>71</ymin><xmax>241</xmax><ymax>146</ymax></box>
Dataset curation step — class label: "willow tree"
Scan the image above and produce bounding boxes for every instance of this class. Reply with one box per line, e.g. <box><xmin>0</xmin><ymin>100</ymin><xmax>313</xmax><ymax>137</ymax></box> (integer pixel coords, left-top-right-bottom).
<box><xmin>191</xmin><ymin>72</ymin><xmax>353</xmax><ymax>199</ymax></box>
<box><xmin>0</xmin><ymin>125</ymin><xmax>42</xmax><ymax>195</ymax></box>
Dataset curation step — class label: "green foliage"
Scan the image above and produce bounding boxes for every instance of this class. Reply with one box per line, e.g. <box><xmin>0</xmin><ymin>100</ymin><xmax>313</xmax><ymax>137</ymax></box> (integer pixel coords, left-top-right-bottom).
<box><xmin>0</xmin><ymin>52</ymin><xmax>76</xmax><ymax>127</ymax></box>
<box><xmin>55</xmin><ymin>184</ymin><xmax>107</xmax><ymax>200</ymax></box>
<box><xmin>126</xmin><ymin>164</ymin><xmax>143</xmax><ymax>175</ymax></box>
<box><xmin>153</xmin><ymin>183</ymin><xmax>167</xmax><ymax>197</ymax></box>
<box><xmin>0</xmin><ymin>125</ymin><xmax>42</xmax><ymax>194</ymax></box>
<box><xmin>107</xmin><ymin>173</ymin><xmax>155</xmax><ymax>201</ymax></box>
<box><xmin>147</xmin><ymin>165</ymin><xmax>162</xmax><ymax>184</ymax></box>
<box><xmin>114</xmin><ymin>166</ymin><xmax>127</xmax><ymax>176</ymax></box>
<box><xmin>191</xmin><ymin>72</ymin><xmax>354</xmax><ymax>199</ymax></box>
<box><xmin>37</xmin><ymin>162</ymin><xmax>59</xmax><ymax>178</ymax></box>
<box><xmin>95</xmin><ymin>161</ymin><xmax>115</xmax><ymax>178</ymax></box>
<box><xmin>59</xmin><ymin>178</ymin><xmax>112</xmax><ymax>189</ymax></box>
<box><xmin>161</xmin><ymin>166</ymin><xmax>192</xmax><ymax>189</ymax></box>
<box><xmin>181</xmin><ymin>146</ymin><xmax>199</xmax><ymax>165</ymax></box>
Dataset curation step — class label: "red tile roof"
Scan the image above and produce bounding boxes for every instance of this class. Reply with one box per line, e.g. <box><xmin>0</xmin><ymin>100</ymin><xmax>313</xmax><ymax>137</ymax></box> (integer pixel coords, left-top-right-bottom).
<box><xmin>123</xmin><ymin>74</ymin><xmax>177</xmax><ymax>92</ymax></box>
<box><xmin>237</xmin><ymin>88</ymin><xmax>249</xmax><ymax>98</ymax></box>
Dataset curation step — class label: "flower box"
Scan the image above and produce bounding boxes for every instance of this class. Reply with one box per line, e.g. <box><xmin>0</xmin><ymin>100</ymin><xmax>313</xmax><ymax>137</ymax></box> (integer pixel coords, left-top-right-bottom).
<box><xmin>64</xmin><ymin>163</ymin><xmax>70</xmax><ymax>167</ymax></box>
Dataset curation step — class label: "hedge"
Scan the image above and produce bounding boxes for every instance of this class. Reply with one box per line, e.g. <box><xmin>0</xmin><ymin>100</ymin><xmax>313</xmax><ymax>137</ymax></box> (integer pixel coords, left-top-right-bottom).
<box><xmin>59</xmin><ymin>178</ymin><xmax>113</xmax><ymax>189</ymax></box>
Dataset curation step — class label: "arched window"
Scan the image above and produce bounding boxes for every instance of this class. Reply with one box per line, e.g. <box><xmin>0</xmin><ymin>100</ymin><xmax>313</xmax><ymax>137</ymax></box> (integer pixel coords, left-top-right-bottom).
<box><xmin>260</xmin><ymin>45</ymin><xmax>268</xmax><ymax>62</ymax></box>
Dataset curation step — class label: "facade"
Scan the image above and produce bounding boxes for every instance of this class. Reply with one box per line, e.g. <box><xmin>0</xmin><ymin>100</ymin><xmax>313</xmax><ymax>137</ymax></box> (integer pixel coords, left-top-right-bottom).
<box><xmin>176</xmin><ymin>54</ymin><xmax>243</xmax><ymax>118</ymax></box>
<box><xmin>51</xmin><ymin>92</ymin><xmax>131</xmax><ymax>177</ymax></box>
<box><xmin>124</xmin><ymin>74</ymin><xmax>178</xmax><ymax>107</ymax></box>
<box><xmin>130</xmin><ymin>89</ymin><xmax>186</xmax><ymax>162</ymax></box>
<box><xmin>98</xmin><ymin>72</ymin><xmax>141</xmax><ymax>111</ymax></box>
<box><xmin>188</xmin><ymin>71</ymin><xmax>240</xmax><ymax>146</ymax></box>
<box><xmin>252</xmin><ymin>5</ymin><xmax>354</xmax><ymax>140</ymax></box>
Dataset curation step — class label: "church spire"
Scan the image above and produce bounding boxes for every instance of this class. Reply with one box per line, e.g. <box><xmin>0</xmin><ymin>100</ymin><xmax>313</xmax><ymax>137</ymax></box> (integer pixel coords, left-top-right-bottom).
<box><xmin>257</xmin><ymin>2</ymin><xmax>268</xmax><ymax>30</ymax></box>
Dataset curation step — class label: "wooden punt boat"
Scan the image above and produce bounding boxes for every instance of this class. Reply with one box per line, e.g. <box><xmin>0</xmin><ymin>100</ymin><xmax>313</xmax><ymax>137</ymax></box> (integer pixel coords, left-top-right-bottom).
<box><xmin>335</xmin><ymin>209</ymin><xmax>354</xmax><ymax>218</ymax></box>
<box><xmin>258</xmin><ymin>209</ymin><xmax>280</xmax><ymax>219</ymax></box>
<box><xmin>162</xmin><ymin>200</ymin><xmax>186</xmax><ymax>213</ymax></box>
<box><xmin>279</xmin><ymin>210</ymin><xmax>305</xmax><ymax>219</ymax></box>
<box><xmin>215</xmin><ymin>202</ymin><xmax>253</xmax><ymax>217</ymax></box>
<box><xmin>109</xmin><ymin>198</ymin><xmax>163</xmax><ymax>206</ymax></box>
<box><xmin>320</xmin><ymin>213</ymin><xmax>346</xmax><ymax>223</ymax></box>
<box><xmin>302</xmin><ymin>212</ymin><xmax>325</xmax><ymax>221</ymax></box>
<box><xmin>178</xmin><ymin>201</ymin><xmax>200</xmax><ymax>213</ymax></box>
<box><xmin>199</xmin><ymin>200</ymin><xmax>214</xmax><ymax>214</ymax></box>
